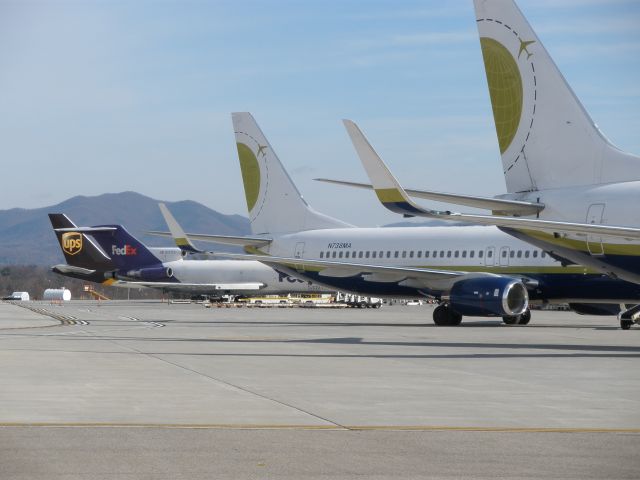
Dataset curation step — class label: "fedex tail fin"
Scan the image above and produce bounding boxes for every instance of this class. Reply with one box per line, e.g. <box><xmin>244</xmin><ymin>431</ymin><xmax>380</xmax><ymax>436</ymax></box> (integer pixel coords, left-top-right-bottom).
<box><xmin>474</xmin><ymin>0</ymin><xmax>640</xmax><ymax>193</ymax></box>
<box><xmin>232</xmin><ymin>112</ymin><xmax>351</xmax><ymax>235</ymax></box>
<box><xmin>88</xmin><ymin>225</ymin><xmax>162</xmax><ymax>270</ymax></box>
<box><xmin>49</xmin><ymin>214</ymin><xmax>114</xmax><ymax>271</ymax></box>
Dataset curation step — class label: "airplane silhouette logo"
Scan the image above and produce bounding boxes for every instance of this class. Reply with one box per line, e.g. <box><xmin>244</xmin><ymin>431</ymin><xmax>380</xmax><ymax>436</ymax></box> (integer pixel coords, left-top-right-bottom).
<box><xmin>518</xmin><ymin>39</ymin><xmax>535</xmax><ymax>59</ymax></box>
<box><xmin>257</xmin><ymin>145</ymin><xmax>268</xmax><ymax>157</ymax></box>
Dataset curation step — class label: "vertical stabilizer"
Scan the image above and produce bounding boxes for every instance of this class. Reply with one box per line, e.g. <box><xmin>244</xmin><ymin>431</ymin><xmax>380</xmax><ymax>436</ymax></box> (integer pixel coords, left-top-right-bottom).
<box><xmin>89</xmin><ymin>226</ymin><xmax>161</xmax><ymax>270</ymax></box>
<box><xmin>474</xmin><ymin>0</ymin><xmax>640</xmax><ymax>192</ymax></box>
<box><xmin>232</xmin><ymin>112</ymin><xmax>351</xmax><ymax>234</ymax></box>
<box><xmin>48</xmin><ymin>213</ymin><xmax>114</xmax><ymax>270</ymax></box>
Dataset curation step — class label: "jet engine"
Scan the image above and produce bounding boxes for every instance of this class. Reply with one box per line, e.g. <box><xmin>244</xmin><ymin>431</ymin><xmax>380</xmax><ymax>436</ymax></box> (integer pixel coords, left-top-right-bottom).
<box><xmin>449</xmin><ymin>277</ymin><xmax>528</xmax><ymax>317</ymax></box>
<box><xmin>120</xmin><ymin>266</ymin><xmax>174</xmax><ymax>281</ymax></box>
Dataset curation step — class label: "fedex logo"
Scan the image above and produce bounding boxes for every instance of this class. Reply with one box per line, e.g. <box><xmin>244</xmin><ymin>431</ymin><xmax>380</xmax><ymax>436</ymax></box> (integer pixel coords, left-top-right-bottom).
<box><xmin>111</xmin><ymin>244</ymin><xmax>137</xmax><ymax>256</ymax></box>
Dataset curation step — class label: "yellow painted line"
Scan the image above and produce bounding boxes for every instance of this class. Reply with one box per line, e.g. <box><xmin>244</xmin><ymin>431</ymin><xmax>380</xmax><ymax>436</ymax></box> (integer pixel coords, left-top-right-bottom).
<box><xmin>0</xmin><ymin>423</ymin><xmax>638</xmax><ymax>433</ymax></box>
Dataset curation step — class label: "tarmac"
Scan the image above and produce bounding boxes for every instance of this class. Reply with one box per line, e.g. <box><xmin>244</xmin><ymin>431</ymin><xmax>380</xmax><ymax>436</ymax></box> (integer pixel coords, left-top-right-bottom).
<box><xmin>1</xmin><ymin>300</ymin><xmax>639</xmax><ymax>479</ymax></box>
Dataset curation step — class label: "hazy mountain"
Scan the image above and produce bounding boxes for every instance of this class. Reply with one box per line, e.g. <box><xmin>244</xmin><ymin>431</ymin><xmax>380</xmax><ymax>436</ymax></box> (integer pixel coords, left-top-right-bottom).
<box><xmin>0</xmin><ymin>191</ymin><xmax>475</xmax><ymax>266</ymax></box>
<box><xmin>0</xmin><ymin>192</ymin><xmax>249</xmax><ymax>265</ymax></box>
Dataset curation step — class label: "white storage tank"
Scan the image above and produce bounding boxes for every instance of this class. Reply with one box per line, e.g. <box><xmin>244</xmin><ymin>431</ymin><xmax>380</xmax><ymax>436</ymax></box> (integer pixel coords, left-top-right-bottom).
<box><xmin>43</xmin><ymin>288</ymin><xmax>72</xmax><ymax>302</ymax></box>
<box><xmin>9</xmin><ymin>291</ymin><xmax>30</xmax><ymax>301</ymax></box>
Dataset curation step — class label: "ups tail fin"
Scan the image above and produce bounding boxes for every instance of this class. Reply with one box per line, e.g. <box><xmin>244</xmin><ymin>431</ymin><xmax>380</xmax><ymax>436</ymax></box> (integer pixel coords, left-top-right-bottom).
<box><xmin>232</xmin><ymin>112</ymin><xmax>351</xmax><ymax>234</ymax></box>
<box><xmin>474</xmin><ymin>0</ymin><xmax>640</xmax><ymax>192</ymax></box>
<box><xmin>88</xmin><ymin>225</ymin><xmax>161</xmax><ymax>270</ymax></box>
<box><xmin>48</xmin><ymin>213</ymin><xmax>114</xmax><ymax>271</ymax></box>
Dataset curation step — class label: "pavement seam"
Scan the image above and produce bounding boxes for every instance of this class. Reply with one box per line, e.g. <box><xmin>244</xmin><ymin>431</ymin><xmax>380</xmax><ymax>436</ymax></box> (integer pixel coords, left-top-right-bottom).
<box><xmin>81</xmin><ymin>329</ymin><xmax>349</xmax><ymax>430</ymax></box>
<box><xmin>0</xmin><ymin>423</ymin><xmax>638</xmax><ymax>433</ymax></box>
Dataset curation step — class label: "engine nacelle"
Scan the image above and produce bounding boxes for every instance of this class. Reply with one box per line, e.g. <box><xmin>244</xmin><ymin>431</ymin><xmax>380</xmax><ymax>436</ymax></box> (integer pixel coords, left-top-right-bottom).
<box><xmin>119</xmin><ymin>266</ymin><xmax>173</xmax><ymax>281</ymax></box>
<box><xmin>449</xmin><ymin>277</ymin><xmax>528</xmax><ymax>317</ymax></box>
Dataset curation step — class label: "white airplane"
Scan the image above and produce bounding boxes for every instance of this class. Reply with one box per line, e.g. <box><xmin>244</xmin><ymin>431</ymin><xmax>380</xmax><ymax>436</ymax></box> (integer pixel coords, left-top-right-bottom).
<box><xmin>317</xmin><ymin>0</ymin><xmax>640</xmax><ymax>327</ymax></box>
<box><xmin>166</xmin><ymin>112</ymin><xmax>640</xmax><ymax>326</ymax></box>
<box><xmin>49</xmin><ymin>213</ymin><xmax>328</xmax><ymax>298</ymax></box>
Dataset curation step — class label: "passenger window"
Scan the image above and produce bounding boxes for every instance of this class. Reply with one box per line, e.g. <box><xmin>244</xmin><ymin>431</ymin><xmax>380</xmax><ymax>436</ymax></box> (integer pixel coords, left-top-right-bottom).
<box><xmin>379</xmin><ymin>251</ymin><xmax>383</xmax><ymax>258</ymax></box>
<box><xmin>359</xmin><ymin>251</ymin><xmax>364</xmax><ymax>258</ymax></box>
<box><xmin>440</xmin><ymin>251</ymin><xmax>445</xmax><ymax>258</ymax></box>
<box><xmin>395</xmin><ymin>251</ymin><xmax>399</xmax><ymax>258</ymax></box>
<box><xmin>425</xmin><ymin>251</ymin><xmax>430</xmax><ymax>258</ymax></box>
<box><xmin>372</xmin><ymin>251</ymin><xmax>376</xmax><ymax>259</ymax></box>
<box><xmin>542</xmin><ymin>252</ymin><xmax>546</xmax><ymax>258</ymax></box>
<box><xmin>409</xmin><ymin>251</ymin><xmax>414</xmax><ymax>258</ymax></box>
<box><xmin>525</xmin><ymin>251</ymin><xmax>530</xmax><ymax>258</ymax></box>
<box><xmin>487</xmin><ymin>251</ymin><xmax>492</xmax><ymax>258</ymax></box>
<box><xmin>417</xmin><ymin>251</ymin><xmax>422</xmax><ymax>258</ymax></box>
<box><xmin>510</xmin><ymin>250</ymin><xmax>515</xmax><ymax>258</ymax></box>
<box><xmin>517</xmin><ymin>250</ymin><xmax>522</xmax><ymax>258</ymax></box>
<box><xmin>345</xmin><ymin>251</ymin><xmax>350</xmax><ymax>258</ymax></box>
<box><xmin>339</xmin><ymin>251</ymin><xmax>343</xmax><ymax>258</ymax></box>
<box><xmin>332</xmin><ymin>251</ymin><xmax>337</xmax><ymax>258</ymax></box>
<box><xmin>401</xmin><ymin>251</ymin><xmax>406</xmax><ymax>258</ymax></box>
<box><xmin>387</xmin><ymin>251</ymin><xmax>391</xmax><ymax>258</ymax></box>
<box><xmin>462</xmin><ymin>251</ymin><xmax>466</xmax><ymax>258</ymax></box>
<box><xmin>319</xmin><ymin>252</ymin><xmax>324</xmax><ymax>259</ymax></box>
<box><xmin>502</xmin><ymin>250</ymin><xmax>507</xmax><ymax>258</ymax></box>
<box><xmin>365</xmin><ymin>251</ymin><xmax>370</xmax><ymax>258</ymax></box>
<box><xmin>470</xmin><ymin>251</ymin><xmax>475</xmax><ymax>258</ymax></box>
<box><xmin>479</xmin><ymin>251</ymin><xmax>483</xmax><ymax>258</ymax></box>
<box><xmin>454</xmin><ymin>251</ymin><xmax>459</xmax><ymax>258</ymax></box>
<box><xmin>447</xmin><ymin>251</ymin><xmax>452</xmax><ymax>258</ymax></box>
<box><xmin>533</xmin><ymin>251</ymin><xmax>538</xmax><ymax>258</ymax></box>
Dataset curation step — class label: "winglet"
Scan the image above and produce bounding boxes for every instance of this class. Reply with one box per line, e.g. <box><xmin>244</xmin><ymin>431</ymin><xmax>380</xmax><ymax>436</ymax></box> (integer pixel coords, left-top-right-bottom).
<box><xmin>342</xmin><ymin>119</ymin><xmax>434</xmax><ymax>217</ymax></box>
<box><xmin>158</xmin><ymin>203</ymin><xmax>201</xmax><ymax>253</ymax></box>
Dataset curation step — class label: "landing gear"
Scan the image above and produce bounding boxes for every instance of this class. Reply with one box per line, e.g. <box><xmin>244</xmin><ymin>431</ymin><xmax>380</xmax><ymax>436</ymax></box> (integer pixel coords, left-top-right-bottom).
<box><xmin>502</xmin><ymin>308</ymin><xmax>531</xmax><ymax>325</ymax></box>
<box><xmin>621</xmin><ymin>319</ymin><xmax>633</xmax><ymax>330</ymax></box>
<box><xmin>619</xmin><ymin>304</ymin><xmax>640</xmax><ymax>330</ymax></box>
<box><xmin>433</xmin><ymin>304</ymin><xmax>462</xmax><ymax>326</ymax></box>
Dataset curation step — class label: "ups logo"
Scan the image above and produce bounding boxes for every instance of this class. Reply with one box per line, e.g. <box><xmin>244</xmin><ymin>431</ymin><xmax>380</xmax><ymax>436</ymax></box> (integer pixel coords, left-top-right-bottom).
<box><xmin>61</xmin><ymin>232</ymin><xmax>82</xmax><ymax>256</ymax></box>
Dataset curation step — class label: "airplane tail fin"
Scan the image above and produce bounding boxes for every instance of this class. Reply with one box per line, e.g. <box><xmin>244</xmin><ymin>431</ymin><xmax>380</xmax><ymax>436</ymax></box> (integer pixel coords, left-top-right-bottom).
<box><xmin>48</xmin><ymin>213</ymin><xmax>114</xmax><ymax>271</ymax></box>
<box><xmin>232</xmin><ymin>112</ymin><xmax>351</xmax><ymax>235</ymax></box>
<box><xmin>473</xmin><ymin>0</ymin><xmax>640</xmax><ymax>193</ymax></box>
<box><xmin>88</xmin><ymin>225</ymin><xmax>162</xmax><ymax>271</ymax></box>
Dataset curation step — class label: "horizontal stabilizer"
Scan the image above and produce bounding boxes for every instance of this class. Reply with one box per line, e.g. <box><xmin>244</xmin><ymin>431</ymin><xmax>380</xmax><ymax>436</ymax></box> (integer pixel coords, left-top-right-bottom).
<box><xmin>51</xmin><ymin>264</ymin><xmax>98</xmax><ymax>275</ymax></box>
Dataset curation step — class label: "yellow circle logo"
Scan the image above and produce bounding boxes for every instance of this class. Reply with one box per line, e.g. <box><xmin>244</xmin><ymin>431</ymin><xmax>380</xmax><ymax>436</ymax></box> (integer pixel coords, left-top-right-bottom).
<box><xmin>480</xmin><ymin>37</ymin><xmax>523</xmax><ymax>154</ymax></box>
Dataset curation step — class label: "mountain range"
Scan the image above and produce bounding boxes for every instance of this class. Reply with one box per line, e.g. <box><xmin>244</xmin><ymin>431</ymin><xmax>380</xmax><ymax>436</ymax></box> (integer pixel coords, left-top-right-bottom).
<box><xmin>0</xmin><ymin>192</ymin><xmax>250</xmax><ymax>266</ymax></box>
<box><xmin>0</xmin><ymin>191</ymin><xmax>466</xmax><ymax>266</ymax></box>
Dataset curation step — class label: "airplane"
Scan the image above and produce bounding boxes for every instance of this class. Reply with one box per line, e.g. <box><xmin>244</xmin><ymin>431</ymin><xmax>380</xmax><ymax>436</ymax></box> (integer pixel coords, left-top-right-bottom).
<box><xmin>316</xmin><ymin>0</ymin><xmax>640</xmax><ymax>328</ymax></box>
<box><xmin>49</xmin><ymin>213</ymin><xmax>329</xmax><ymax>298</ymax></box>
<box><xmin>156</xmin><ymin>112</ymin><xmax>640</xmax><ymax>327</ymax></box>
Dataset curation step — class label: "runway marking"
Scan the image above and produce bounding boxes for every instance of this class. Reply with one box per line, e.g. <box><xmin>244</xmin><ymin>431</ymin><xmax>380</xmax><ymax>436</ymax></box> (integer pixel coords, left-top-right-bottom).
<box><xmin>0</xmin><ymin>423</ymin><xmax>638</xmax><ymax>433</ymax></box>
<box><xmin>119</xmin><ymin>315</ymin><xmax>165</xmax><ymax>328</ymax></box>
<box><xmin>2</xmin><ymin>304</ymin><xmax>89</xmax><ymax>328</ymax></box>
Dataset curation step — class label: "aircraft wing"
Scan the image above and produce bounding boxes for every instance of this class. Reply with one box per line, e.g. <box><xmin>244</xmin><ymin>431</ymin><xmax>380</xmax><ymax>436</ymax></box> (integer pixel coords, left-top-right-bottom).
<box><xmin>213</xmin><ymin>252</ymin><xmax>511</xmax><ymax>292</ymax></box>
<box><xmin>146</xmin><ymin>231</ymin><xmax>272</xmax><ymax>247</ymax></box>
<box><xmin>315</xmin><ymin>178</ymin><xmax>544</xmax><ymax>215</ymax></box>
<box><xmin>123</xmin><ymin>281</ymin><xmax>265</xmax><ymax>292</ymax></box>
<box><xmin>343</xmin><ymin>119</ymin><xmax>640</xmax><ymax>241</ymax></box>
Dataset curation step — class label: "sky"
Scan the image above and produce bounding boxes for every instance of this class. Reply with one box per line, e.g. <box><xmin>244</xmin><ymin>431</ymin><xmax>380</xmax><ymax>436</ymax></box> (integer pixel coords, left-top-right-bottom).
<box><xmin>1</xmin><ymin>0</ymin><xmax>639</xmax><ymax>227</ymax></box>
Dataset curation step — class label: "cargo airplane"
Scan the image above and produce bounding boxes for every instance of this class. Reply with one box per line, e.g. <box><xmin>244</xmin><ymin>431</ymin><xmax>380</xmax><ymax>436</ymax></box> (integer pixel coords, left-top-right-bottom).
<box><xmin>154</xmin><ymin>112</ymin><xmax>640</xmax><ymax>326</ymax></box>
<box><xmin>317</xmin><ymin>0</ymin><xmax>640</xmax><ymax>328</ymax></box>
<box><xmin>49</xmin><ymin>213</ymin><xmax>327</xmax><ymax>298</ymax></box>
